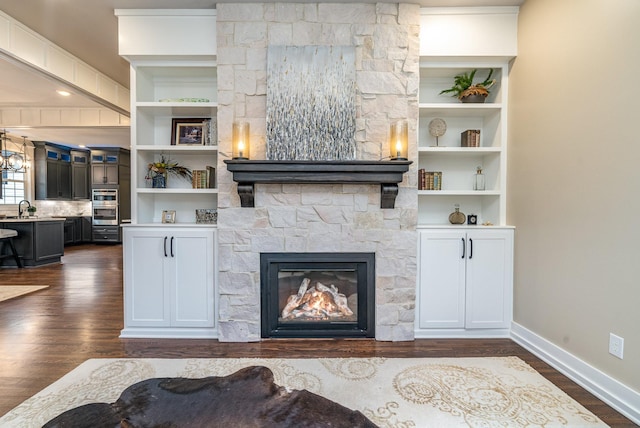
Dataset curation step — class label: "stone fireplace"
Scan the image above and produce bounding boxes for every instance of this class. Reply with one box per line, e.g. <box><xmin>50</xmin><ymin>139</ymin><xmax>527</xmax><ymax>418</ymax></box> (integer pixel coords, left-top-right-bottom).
<box><xmin>216</xmin><ymin>2</ymin><xmax>420</xmax><ymax>342</ymax></box>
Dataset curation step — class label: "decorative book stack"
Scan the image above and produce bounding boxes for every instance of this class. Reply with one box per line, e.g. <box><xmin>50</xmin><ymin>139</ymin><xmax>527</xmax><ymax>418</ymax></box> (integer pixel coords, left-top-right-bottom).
<box><xmin>461</xmin><ymin>129</ymin><xmax>481</xmax><ymax>147</ymax></box>
<box><xmin>192</xmin><ymin>166</ymin><xmax>216</xmax><ymax>189</ymax></box>
<box><xmin>418</xmin><ymin>169</ymin><xmax>442</xmax><ymax>190</ymax></box>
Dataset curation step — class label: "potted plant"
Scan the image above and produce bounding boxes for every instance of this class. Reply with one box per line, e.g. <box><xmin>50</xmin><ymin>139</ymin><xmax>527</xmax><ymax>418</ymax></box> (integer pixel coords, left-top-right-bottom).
<box><xmin>439</xmin><ymin>69</ymin><xmax>496</xmax><ymax>103</ymax></box>
<box><xmin>27</xmin><ymin>206</ymin><xmax>37</xmax><ymax>216</ymax></box>
<box><xmin>146</xmin><ymin>155</ymin><xmax>192</xmax><ymax>188</ymax></box>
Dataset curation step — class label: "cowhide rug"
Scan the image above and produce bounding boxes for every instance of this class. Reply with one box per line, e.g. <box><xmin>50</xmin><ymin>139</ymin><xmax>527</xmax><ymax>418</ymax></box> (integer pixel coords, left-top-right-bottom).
<box><xmin>43</xmin><ymin>365</ymin><xmax>377</xmax><ymax>428</ymax></box>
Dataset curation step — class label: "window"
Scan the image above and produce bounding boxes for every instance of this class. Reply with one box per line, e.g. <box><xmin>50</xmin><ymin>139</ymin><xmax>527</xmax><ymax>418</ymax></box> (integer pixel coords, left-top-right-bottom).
<box><xmin>1</xmin><ymin>149</ymin><xmax>27</xmax><ymax>204</ymax></box>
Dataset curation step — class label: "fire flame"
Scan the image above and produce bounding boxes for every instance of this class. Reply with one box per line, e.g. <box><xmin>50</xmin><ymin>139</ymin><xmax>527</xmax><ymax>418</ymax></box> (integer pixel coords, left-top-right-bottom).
<box><xmin>281</xmin><ymin>279</ymin><xmax>354</xmax><ymax>320</ymax></box>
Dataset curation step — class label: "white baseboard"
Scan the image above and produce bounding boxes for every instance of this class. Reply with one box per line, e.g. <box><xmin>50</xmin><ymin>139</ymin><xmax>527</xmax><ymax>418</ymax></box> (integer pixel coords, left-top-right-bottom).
<box><xmin>120</xmin><ymin>327</ymin><xmax>218</xmax><ymax>339</ymax></box>
<box><xmin>414</xmin><ymin>328</ymin><xmax>511</xmax><ymax>339</ymax></box>
<box><xmin>511</xmin><ymin>322</ymin><xmax>640</xmax><ymax>425</ymax></box>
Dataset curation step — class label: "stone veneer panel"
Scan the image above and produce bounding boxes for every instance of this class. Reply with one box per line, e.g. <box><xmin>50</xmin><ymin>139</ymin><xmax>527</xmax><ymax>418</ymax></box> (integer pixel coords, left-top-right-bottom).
<box><xmin>216</xmin><ymin>2</ymin><xmax>419</xmax><ymax>342</ymax></box>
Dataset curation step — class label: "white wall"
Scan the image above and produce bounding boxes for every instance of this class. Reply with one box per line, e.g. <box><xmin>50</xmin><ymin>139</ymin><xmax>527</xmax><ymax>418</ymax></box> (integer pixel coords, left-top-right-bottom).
<box><xmin>509</xmin><ymin>0</ymin><xmax>640</xmax><ymax>392</ymax></box>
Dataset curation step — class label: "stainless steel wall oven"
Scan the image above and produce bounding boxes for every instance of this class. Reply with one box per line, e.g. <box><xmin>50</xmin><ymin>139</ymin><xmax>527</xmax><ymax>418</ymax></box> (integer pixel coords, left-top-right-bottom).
<box><xmin>92</xmin><ymin>189</ymin><xmax>118</xmax><ymax>226</ymax></box>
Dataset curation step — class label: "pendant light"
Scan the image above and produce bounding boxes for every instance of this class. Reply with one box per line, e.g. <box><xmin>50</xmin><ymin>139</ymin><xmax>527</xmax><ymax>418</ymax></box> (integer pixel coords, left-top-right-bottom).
<box><xmin>0</xmin><ymin>131</ymin><xmax>27</xmax><ymax>172</ymax></box>
<box><xmin>7</xmin><ymin>136</ymin><xmax>26</xmax><ymax>171</ymax></box>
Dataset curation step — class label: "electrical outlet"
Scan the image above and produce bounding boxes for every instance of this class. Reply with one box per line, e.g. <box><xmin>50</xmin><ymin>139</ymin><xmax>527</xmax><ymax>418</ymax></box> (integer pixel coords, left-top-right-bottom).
<box><xmin>609</xmin><ymin>333</ymin><xmax>624</xmax><ymax>359</ymax></box>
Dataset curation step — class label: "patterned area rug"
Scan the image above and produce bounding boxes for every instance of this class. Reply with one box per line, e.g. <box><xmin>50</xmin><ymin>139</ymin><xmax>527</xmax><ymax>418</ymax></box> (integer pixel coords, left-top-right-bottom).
<box><xmin>0</xmin><ymin>357</ymin><xmax>606</xmax><ymax>427</ymax></box>
<box><xmin>0</xmin><ymin>285</ymin><xmax>48</xmax><ymax>302</ymax></box>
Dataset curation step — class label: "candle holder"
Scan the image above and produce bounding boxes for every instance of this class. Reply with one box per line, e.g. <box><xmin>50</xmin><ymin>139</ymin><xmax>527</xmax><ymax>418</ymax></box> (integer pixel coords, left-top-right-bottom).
<box><xmin>232</xmin><ymin>121</ymin><xmax>250</xmax><ymax>160</ymax></box>
<box><xmin>389</xmin><ymin>119</ymin><xmax>408</xmax><ymax>160</ymax></box>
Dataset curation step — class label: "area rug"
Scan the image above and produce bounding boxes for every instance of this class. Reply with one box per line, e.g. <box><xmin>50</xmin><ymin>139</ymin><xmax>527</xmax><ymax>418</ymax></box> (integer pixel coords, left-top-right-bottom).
<box><xmin>0</xmin><ymin>357</ymin><xmax>606</xmax><ymax>427</ymax></box>
<box><xmin>0</xmin><ymin>285</ymin><xmax>48</xmax><ymax>302</ymax></box>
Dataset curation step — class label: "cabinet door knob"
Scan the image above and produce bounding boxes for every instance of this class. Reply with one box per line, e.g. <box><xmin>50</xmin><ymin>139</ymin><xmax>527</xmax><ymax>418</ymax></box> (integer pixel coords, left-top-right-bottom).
<box><xmin>469</xmin><ymin>238</ymin><xmax>473</xmax><ymax>259</ymax></box>
<box><xmin>461</xmin><ymin>237</ymin><xmax>465</xmax><ymax>259</ymax></box>
<box><xmin>170</xmin><ymin>236</ymin><xmax>174</xmax><ymax>258</ymax></box>
<box><xmin>163</xmin><ymin>236</ymin><xmax>168</xmax><ymax>257</ymax></box>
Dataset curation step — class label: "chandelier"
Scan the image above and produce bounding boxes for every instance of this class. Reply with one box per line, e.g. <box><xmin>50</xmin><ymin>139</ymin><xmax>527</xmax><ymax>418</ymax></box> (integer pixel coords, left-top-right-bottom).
<box><xmin>0</xmin><ymin>131</ymin><xmax>26</xmax><ymax>172</ymax></box>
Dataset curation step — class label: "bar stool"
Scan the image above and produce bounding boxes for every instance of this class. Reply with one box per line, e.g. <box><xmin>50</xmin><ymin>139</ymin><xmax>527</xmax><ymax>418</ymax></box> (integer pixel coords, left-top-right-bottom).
<box><xmin>0</xmin><ymin>229</ymin><xmax>23</xmax><ymax>268</ymax></box>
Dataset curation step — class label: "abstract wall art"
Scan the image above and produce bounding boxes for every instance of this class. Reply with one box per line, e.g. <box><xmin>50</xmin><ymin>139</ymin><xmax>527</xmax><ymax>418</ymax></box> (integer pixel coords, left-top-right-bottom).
<box><xmin>266</xmin><ymin>45</ymin><xmax>356</xmax><ymax>161</ymax></box>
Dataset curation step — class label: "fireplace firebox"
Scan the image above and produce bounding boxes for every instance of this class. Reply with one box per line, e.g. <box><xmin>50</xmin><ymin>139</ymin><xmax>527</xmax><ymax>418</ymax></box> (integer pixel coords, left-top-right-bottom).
<box><xmin>261</xmin><ymin>252</ymin><xmax>375</xmax><ymax>338</ymax></box>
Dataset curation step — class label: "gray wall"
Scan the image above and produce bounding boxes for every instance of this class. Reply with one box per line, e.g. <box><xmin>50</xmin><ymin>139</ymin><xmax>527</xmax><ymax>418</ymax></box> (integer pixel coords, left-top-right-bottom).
<box><xmin>509</xmin><ymin>0</ymin><xmax>640</xmax><ymax>391</ymax></box>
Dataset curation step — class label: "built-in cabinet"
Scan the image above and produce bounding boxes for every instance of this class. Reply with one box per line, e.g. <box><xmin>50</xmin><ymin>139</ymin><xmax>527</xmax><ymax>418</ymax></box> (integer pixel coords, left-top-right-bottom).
<box><xmin>63</xmin><ymin>216</ymin><xmax>92</xmax><ymax>245</ymax></box>
<box><xmin>71</xmin><ymin>150</ymin><xmax>90</xmax><ymax>200</ymax></box>
<box><xmin>91</xmin><ymin>148</ymin><xmax>130</xmax><ymax>186</ymax></box>
<box><xmin>34</xmin><ymin>142</ymin><xmax>72</xmax><ymax>200</ymax></box>
<box><xmin>121</xmin><ymin>227</ymin><xmax>216</xmax><ymax>338</ymax></box>
<box><xmin>416</xmin><ymin>228</ymin><xmax>513</xmax><ymax>337</ymax></box>
<box><xmin>416</xmin><ymin>58</ymin><xmax>514</xmax><ymax>337</ymax></box>
<box><xmin>115</xmin><ymin>9</ymin><xmax>218</xmax><ymax>339</ymax></box>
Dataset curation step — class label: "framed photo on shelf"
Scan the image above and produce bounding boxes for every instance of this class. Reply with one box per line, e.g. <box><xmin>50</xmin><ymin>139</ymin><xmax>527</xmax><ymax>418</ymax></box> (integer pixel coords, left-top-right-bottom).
<box><xmin>161</xmin><ymin>210</ymin><xmax>176</xmax><ymax>224</ymax></box>
<box><xmin>171</xmin><ymin>118</ymin><xmax>210</xmax><ymax>146</ymax></box>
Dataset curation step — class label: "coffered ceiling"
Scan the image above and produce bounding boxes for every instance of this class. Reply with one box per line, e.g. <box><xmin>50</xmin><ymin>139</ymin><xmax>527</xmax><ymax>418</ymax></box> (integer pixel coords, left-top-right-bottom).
<box><xmin>0</xmin><ymin>0</ymin><xmax>524</xmax><ymax>149</ymax></box>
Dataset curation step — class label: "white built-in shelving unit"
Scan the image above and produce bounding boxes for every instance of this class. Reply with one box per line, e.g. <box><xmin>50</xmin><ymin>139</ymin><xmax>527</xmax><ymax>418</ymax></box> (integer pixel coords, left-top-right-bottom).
<box><xmin>131</xmin><ymin>63</ymin><xmax>218</xmax><ymax>225</ymax></box>
<box><xmin>417</xmin><ymin>63</ymin><xmax>508</xmax><ymax>227</ymax></box>
<box><xmin>116</xmin><ymin>9</ymin><xmax>219</xmax><ymax>339</ymax></box>
<box><xmin>415</xmin><ymin>6</ymin><xmax>518</xmax><ymax>338</ymax></box>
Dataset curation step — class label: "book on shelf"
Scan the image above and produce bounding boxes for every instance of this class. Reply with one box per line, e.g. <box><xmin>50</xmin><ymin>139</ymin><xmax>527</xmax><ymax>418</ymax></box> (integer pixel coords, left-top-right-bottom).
<box><xmin>461</xmin><ymin>129</ymin><xmax>481</xmax><ymax>147</ymax></box>
<box><xmin>418</xmin><ymin>169</ymin><xmax>442</xmax><ymax>190</ymax></box>
<box><xmin>207</xmin><ymin>165</ymin><xmax>216</xmax><ymax>188</ymax></box>
<box><xmin>191</xmin><ymin>166</ymin><xmax>216</xmax><ymax>189</ymax></box>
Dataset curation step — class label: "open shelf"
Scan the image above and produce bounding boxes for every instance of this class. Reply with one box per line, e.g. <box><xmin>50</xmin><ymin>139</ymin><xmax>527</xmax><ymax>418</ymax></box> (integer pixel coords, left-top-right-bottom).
<box><xmin>418</xmin><ymin>62</ymin><xmax>508</xmax><ymax>226</ymax></box>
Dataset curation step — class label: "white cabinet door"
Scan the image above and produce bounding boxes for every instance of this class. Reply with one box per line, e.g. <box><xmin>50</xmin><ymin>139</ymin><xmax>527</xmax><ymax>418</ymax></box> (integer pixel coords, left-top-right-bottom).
<box><xmin>418</xmin><ymin>230</ymin><xmax>466</xmax><ymax>329</ymax></box>
<box><xmin>417</xmin><ymin>228</ymin><xmax>513</xmax><ymax>332</ymax></box>
<box><xmin>465</xmin><ymin>229</ymin><xmax>513</xmax><ymax>329</ymax></box>
<box><xmin>124</xmin><ymin>227</ymin><xmax>215</xmax><ymax>329</ymax></box>
<box><xmin>170</xmin><ymin>230</ymin><xmax>215</xmax><ymax>327</ymax></box>
<box><xmin>124</xmin><ymin>228</ymin><xmax>171</xmax><ymax>327</ymax></box>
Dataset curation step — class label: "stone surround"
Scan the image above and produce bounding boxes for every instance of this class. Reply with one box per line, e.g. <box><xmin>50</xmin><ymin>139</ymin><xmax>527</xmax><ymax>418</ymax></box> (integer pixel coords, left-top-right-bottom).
<box><xmin>216</xmin><ymin>2</ymin><xmax>419</xmax><ymax>342</ymax></box>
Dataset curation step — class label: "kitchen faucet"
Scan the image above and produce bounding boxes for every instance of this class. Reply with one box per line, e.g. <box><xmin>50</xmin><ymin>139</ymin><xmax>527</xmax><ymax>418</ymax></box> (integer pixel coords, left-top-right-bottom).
<box><xmin>18</xmin><ymin>200</ymin><xmax>31</xmax><ymax>218</ymax></box>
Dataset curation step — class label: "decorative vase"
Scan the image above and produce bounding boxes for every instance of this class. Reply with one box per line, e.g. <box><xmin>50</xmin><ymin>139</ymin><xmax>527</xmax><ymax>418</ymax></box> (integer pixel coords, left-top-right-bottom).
<box><xmin>152</xmin><ymin>172</ymin><xmax>167</xmax><ymax>188</ymax></box>
<box><xmin>449</xmin><ymin>206</ymin><xmax>466</xmax><ymax>225</ymax></box>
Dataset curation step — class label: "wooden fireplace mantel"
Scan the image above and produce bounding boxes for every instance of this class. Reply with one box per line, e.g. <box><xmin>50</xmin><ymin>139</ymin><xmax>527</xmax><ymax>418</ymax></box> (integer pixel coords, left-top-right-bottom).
<box><xmin>223</xmin><ymin>159</ymin><xmax>412</xmax><ymax>209</ymax></box>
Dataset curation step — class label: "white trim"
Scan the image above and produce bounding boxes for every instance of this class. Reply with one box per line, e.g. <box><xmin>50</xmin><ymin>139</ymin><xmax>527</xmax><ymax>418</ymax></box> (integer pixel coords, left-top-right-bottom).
<box><xmin>511</xmin><ymin>322</ymin><xmax>640</xmax><ymax>425</ymax></box>
<box><xmin>114</xmin><ymin>9</ymin><xmax>216</xmax><ymax>17</ymax></box>
<box><xmin>0</xmin><ymin>10</ymin><xmax>129</xmax><ymax>114</ymax></box>
<box><xmin>120</xmin><ymin>327</ymin><xmax>218</xmax><ymax>339</ymax></box>
<box><xmin>421</xmin><ymin>6</ymin><xmax>520</xmax><ymax>16</ymax></box>
<box><xmin>415</xmin><ymin>328</ymin><xmax>510</xmax><ymax>339</ymax></box>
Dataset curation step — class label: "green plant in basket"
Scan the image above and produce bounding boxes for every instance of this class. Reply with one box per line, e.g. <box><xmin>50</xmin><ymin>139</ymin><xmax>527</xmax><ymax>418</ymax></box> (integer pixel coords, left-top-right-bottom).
<box><xmin>439</xmin><ymin>69</ymin><xmax>496</xmax><ymax>102</ymax></box>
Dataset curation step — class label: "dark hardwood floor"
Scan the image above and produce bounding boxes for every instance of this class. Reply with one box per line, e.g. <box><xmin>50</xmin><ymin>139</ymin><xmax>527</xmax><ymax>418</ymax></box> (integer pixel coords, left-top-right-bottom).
<box><xmin>0</xmin><ymin>244</ymin><xmax>636</xmax><ymax>426</ymax></box>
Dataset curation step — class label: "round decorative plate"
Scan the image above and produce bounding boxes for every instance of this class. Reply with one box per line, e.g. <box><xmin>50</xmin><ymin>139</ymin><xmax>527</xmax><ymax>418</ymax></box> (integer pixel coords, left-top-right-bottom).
<box><xmin>428</xmin><ymin>118</ymin><xmax>447</xmax><ymax>137</ymax></box>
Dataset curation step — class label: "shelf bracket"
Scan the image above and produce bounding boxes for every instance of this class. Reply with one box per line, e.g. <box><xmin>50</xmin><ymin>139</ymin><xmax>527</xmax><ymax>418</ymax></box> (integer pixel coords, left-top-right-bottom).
<box><xmin>380</xmin><ymin>184</ymin><xmax>399</xmax><ymax>209</ymax></box>
<box><xmin>237</xmin><ymin>183</ymin><xmax>255</xmax><ymax>208</ymax></box>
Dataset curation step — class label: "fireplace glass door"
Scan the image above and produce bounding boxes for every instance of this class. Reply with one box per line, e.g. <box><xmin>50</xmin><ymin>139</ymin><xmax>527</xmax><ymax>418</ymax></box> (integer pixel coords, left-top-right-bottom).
<box><xmin>261</xmin><ymin>253</ymin><xmax>375</xmax><ymax>338</ymax></box>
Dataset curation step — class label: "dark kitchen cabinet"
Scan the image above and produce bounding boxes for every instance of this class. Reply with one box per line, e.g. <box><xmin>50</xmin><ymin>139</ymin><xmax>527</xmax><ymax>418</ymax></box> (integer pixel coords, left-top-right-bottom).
<box><xmin>92</xmin><ymin>225</ymin><xmax>121</xmax><ymax>243</ymax></box>
<box><xmin>34</xmin><ymin>142</ymin><xmax>72</xmax><ymax>200</ymax></box>
<box><xmin>71</xmin><ymin>150</ymin><xmax>90</xmax><ymax>200</ymax></box>
<box><xmin>91</xmin><ymin>148</ymin><xmax>130</xmax><ymax>186</ymax></box>
<box><xmin>64</xmin><ymin>216</ymin><xmax>93</xmax><ymax>246</ymax></box>
<box><xmin>82</xmin><ymin>216</ymin><xmax>92</xmax><ymax>242</ymax></box>
<box><xmin>64</xmin><ymin>218</ymin><xmax>75</xmax><ymax>245</ymax></box>
<box><xmin>34</xmin><ymin>143</ymin><xmax>90</xmax><ymax>201</ymax></box>
<box><xmin>0</xmin><ymin>220</ymin><xmax>64</xmax><ymax>266</ymax></box>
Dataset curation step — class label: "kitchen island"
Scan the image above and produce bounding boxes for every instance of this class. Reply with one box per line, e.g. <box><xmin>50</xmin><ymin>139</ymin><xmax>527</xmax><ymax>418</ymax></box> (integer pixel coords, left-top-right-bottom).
<box><xmin>0</xmin><ymin>217</ymin><xmax>65</xmax><ymax>267</ymax></box>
